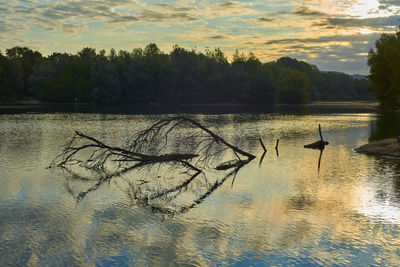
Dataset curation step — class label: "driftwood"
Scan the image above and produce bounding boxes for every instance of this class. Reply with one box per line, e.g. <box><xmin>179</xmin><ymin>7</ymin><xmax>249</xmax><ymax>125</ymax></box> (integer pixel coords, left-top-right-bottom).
<box><xmin>304</xmin><ymin>124</ymin><xmax>329</xmax><ymax>149</ymax></box>
<box><xmin>50</xmin><ymin>116</ymin><xmax>255</xmax><ymax>216</ymax></box>
<box><xmin>50</xmin><ymin>116</ymin><xmax>255</xmax><ymax>170</ymax></box>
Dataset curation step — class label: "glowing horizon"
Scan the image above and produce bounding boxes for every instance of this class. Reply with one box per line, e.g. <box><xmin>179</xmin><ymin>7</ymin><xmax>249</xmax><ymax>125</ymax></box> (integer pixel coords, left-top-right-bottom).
<box><xmin>1</xmin><ymin>0</ymin><xmax>399</xmax><ymax>74</ymax></box>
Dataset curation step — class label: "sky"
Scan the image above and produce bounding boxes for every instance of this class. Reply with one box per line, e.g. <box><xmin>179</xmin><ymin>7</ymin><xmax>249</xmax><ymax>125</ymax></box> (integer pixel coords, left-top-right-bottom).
<box><xmin>0</xmin><ymin>0</ymin><xmax>399</xmax><ymax>74</ymax></box>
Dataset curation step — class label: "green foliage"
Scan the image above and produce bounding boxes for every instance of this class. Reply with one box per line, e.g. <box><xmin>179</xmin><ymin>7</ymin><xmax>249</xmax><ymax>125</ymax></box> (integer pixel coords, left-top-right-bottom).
<box><xmin>277</xmin><ymin>68</ymin><xmax>310</xmax><ymax>104</ymax></box>
<box><xmin>91</xmin><ymin>56</ymin><xmax>121</xmax><ymax>104</ymax></box>
<box><xmin>2</xmin><ymin>46</ymin><xmax>43</xmax><ymax>99</ymax></box>
<box><xmin>275</xmin><ymin>57</ymin><xmax>374</xmax><ymax>102</ymax></box>
<box><xmin>1</xmin><ymin>44</ymin><xmax>372</xmax><ymax>104</ymax></box>
<box><xmin>0</xmin><ymin>52</ymin><xmax>16</xmax><ymax>100</ymax></box>
<box><xmin>368</xmin><ymin>29</ymin><xmax>400</xmax><ymax>108</ymax></box>
<box><xmin>321</xmin><ymin>72</ymin><xmax>356</xmax><ymax>100</ymax></box>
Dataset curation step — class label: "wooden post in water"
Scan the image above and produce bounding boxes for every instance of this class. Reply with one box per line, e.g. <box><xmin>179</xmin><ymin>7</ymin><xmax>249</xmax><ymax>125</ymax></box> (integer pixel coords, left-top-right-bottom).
<box><xmin>304</xmin><ymin>125</ymin><xmax>328</xmax><ymax>149</ymax></box>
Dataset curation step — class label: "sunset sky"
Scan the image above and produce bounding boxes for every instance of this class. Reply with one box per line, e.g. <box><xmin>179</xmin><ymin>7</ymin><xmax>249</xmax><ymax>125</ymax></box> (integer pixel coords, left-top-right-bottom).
<box><xmin>1</xmin><ymin>0</ymin><xmax>399</xmax><ymax>74</ymax></box>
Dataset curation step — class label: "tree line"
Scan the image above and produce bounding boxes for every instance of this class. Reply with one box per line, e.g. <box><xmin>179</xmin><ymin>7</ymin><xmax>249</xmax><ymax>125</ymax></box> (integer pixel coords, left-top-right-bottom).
<box><xmin>0</xmin><ymin>44</ymin><xmax>373</xmax><ymax>104</ymax></box>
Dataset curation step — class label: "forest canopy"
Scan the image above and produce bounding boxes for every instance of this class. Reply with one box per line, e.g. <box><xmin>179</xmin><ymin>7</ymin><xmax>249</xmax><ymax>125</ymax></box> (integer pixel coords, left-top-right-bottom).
<box><xmin>0</xmin><ymin>44</ymin><xmax>373</xmax><ymax>104</ymax></box>
<box><xmin>368</xmin><ymin>28</ymin><xmax>400</xmax><ymax>109</ymax></box>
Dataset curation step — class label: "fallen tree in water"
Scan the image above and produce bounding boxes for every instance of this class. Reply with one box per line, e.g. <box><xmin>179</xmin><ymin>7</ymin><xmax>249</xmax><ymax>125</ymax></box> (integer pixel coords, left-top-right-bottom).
<box><xmin>50</xmin><ymin>116</ymin><xmax>255</xmax><ymax>216</ymax></box>
<box><xmin>51</xmin><ymin>116</ymin><xmax>254</xmax><ymax>170</ymax></box>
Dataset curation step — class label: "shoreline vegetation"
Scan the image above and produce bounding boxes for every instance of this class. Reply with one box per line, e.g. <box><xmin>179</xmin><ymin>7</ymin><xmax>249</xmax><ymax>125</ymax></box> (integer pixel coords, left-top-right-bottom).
<box><xmin>0</xmin><ymin>99</ymin><xmax>379</xmax><ymax>107</ymax></box>
<box><xmin>1</xmin><ymin>44</ymin><xmax>373</xmax><ymax>105</ymax></box>
<box><xmin>354</xmin><ymin>28</ymin><xmax>400</xmax><ymax>157</ymax></box>
<box><xmin>0</xmin><ymin>100</ymin><xmax>379</xmax><ymax>114</ymax></box>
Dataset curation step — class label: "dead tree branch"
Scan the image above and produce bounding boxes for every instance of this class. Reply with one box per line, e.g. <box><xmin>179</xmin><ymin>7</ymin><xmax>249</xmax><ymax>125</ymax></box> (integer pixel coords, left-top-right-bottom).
<box><xmin>50</xmin><ymin>116</ymin><xmax>255</xmax><ymax>215</ymax></box>
<box><xmin>51</xmin><ymin>116</ymin><xmax>254</xmax><ymax>171</ymax></box>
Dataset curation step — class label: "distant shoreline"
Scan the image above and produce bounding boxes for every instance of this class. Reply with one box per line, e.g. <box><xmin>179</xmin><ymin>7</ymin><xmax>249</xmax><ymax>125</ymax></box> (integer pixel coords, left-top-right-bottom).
<box><xmin>0</xmin><ymin>99</ymin><xmax>379</xmax><ymax>108</ymax></box>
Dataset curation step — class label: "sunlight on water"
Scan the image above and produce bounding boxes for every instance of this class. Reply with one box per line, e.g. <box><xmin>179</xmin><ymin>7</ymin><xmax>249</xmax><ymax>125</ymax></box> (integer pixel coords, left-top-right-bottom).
<box><xmin>0</xmin><ymin>111</ymin><xmax>399</xmax><ymax>265</ymax></box>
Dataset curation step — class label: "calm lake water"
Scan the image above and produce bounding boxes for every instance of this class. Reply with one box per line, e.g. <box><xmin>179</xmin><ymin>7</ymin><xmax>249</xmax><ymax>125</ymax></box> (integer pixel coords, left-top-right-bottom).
<box><xmin>0</xmin><ymin>104</ymin><xmax>399</xmax><ymax>266</ymax></box>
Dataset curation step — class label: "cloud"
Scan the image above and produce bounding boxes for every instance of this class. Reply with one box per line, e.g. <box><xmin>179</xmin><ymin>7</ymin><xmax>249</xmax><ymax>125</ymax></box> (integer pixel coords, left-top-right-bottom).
<box><xmin>292</xmin><ymin>6</ymin><xmax>327</xmax><ymax>16</ymax></box>
<box><xmin>0</xmin><ymin>20</ymin><xmax>26</xmax><ymax>34</ymax></box>
<box><xmin>0</xmin><ymin>6</ymin><xmax>11</xmax><ymax>14</ymax></box>
<box><xmin>257</xmin><ymin>17</ymin><xmax>275</xmax><ymax>22</ymax></box>
<box><xmin>0</xmin><ymin>0</ymin><xmax>200</xmax><ymax>35</ymax></box>
<box><xmin>379</xmin><ymin>0</ymin><xmax>400</xmax><ymax>5</ymax></box>
<box><xmin>152</xmin><ymin>3</ymin><xmax>194</xmax><ymax>12</ymax></box>
<box><xmin>0</xmin><ymin>0</ymin><xmax>258</xmax><ymax>34</ymax></box>
<box><xmin>198</xmin><ymin>1</ymin><xmax>259</xmax><ymax>18</ymax></box>
<box><xmin>217</xmin><ymin>1</ymin><xmax>241</xmax><ymax>8</ymax></box>
<box><xmin>0</xmin><ymin>0</ymin><xmax>143</xmax><ymax>33</ymax></box>
<box><xmin>264</xmin><ymin>33</ymin><xmax>380</xmax><ymax>45</ymax></box>
<box><xmin>0</xmin><ymin>0</ymin><xmax>397</xmax><ymax>74</ymax></box>
<box><xmin>110</xmin><ymin>15</ymin><xmax>140</xmax><ymax>23</ymax></box>
<box><xmin>139</xmin><ymin>9</ymin><xmax>198</xmax><ymax>23</ymax></box>
<box><xmin>62</xmin><ymin>23</ymin><xmax>89</xmax><ymax>34</ymax></box>
<box><xmin>255</xmin><ymin>32</ymin><xmax>381</xmax><ymax>74</ymax></box>
<box><xmin>313</xmin><ymin>15</ymin><xmax>400</xmax><ymax>29</ymax></box>
<box><xmin>208</xmin><ymin>35</ymin><xmax>232</xmax><ymax>40</ymax></box>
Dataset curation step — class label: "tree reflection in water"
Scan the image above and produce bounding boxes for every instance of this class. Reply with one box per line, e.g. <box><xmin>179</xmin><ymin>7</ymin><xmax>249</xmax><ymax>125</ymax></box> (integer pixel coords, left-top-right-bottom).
<box><xmin>370</xmin><ymin>109</ymin><xmax>400</xmax><ymax>141</ymax></box>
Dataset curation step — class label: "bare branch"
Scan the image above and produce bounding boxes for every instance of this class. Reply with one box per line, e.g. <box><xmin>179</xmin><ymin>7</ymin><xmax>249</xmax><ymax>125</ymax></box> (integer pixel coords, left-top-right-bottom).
<box><xmin>50</xmin><ymin>116</ymin><xmax>256</xmax><ymax>216</ymax></box>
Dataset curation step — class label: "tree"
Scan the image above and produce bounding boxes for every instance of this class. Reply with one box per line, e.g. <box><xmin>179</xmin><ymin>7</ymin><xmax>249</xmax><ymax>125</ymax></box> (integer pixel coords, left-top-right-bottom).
<box><xmin>0</xmin><ymin>44</ymin><xmax>373</xmax><ymax>104</ymax></box>
<box><xmin>277</xmin><ymin>68</ymin><xmax>310</xmax><ymax>104</ymax></box>
<box><xmin>91</xmin><ymin>55</ymin><xmax>121</xmax><ymax>104</ymax></box>
<box><xmin>29</xmin><ymin>53</ymin><xmax>68</xmax><ymax>102</ymax></box>
<box><xmin>5</xmin><ymin>46</ymin><xmax>43</xmax><ymax>98</ymax></box>
<box><xmin>29</xmin><ymin>53</ymin><xmax>85</xmax><ymax>102</ymax></box>
<box><xmin>368</xmin><ymin>28</ymin><xmax>400</xmax><ymax>108</ymax></box>
<box><xmin>203</xmin><ymin>48</ymin><xmax>230</xmax><ymax>102</ymax></box>
<box><xmin>0</xmin><ymin>52</ymin><xmax>16</xmax><ymax>100</ymax></box>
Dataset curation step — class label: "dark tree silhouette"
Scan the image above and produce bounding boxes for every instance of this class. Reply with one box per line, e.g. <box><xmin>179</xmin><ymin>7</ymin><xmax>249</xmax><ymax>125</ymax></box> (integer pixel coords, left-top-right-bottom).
<box><xmin>1</xmin><ymin>44</ymin><xmax>373</xmax><ymax>104</ymax></box>
<box><xmin>368</xmin><ymin>28</ymin><xmax>400</xmax><ymax>108</ymax></box>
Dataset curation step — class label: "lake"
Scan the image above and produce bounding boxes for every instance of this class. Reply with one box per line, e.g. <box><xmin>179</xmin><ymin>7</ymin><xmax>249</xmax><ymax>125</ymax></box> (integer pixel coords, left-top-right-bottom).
<box><xmin>0</xmin><ymin>103</ymin><xmax>399</xmax><ymax>266</ymax></box>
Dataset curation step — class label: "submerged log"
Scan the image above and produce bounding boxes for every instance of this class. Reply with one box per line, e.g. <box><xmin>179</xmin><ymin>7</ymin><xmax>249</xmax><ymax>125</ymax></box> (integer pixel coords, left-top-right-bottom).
<box><xmin>304</xmin><ymin>124</ymin><xmax>329</xmax><ymax>149</ymax></box>
<box><xmin>304</xmin><ymin>140</ymin><xmax>329</xmax><ymax>149</ymax></box>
